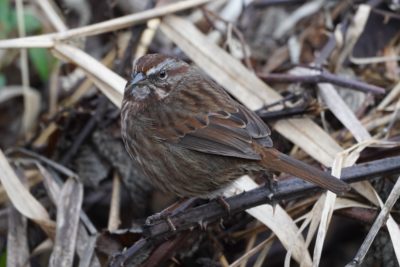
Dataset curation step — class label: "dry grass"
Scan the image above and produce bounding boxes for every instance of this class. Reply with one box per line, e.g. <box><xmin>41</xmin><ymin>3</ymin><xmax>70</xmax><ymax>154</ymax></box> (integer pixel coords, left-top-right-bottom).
<box><xmin>0</xmin><ymin>0</ymin><xmax>399</xmax><ymax>266</ymax></box>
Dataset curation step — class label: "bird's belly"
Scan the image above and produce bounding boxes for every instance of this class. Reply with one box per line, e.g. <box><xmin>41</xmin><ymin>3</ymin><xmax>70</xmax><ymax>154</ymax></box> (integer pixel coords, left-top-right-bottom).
<box><xmin>136</xmin><ymin>141</ymin><xmax>247</xmax><ymax>197</ymax></box>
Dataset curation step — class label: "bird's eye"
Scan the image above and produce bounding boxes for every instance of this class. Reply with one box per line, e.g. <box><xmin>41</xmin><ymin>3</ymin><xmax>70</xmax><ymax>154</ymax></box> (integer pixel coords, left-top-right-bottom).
<box><xmin>158</xmin><ymin>70</ymin><xmax>167</xmax><ymax>80</ymax></box>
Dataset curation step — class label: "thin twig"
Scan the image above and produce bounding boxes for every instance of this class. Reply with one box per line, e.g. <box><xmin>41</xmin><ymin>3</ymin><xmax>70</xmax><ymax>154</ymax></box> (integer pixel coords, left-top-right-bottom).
<box><xmin>314</xmin><ymin>19</ymin><xmax>350</xmax><ymax>66</ymax></box>
<box><xmin>0</xmin><ymin>0</ymin><xmax>215</xmax><ymax>48</ymax></box>
<box><xmin>256</xmin><ymin>103</ymin><xmax>319</xmax><ymax>121</ymax></box>
<box><xmin>346</xmin><ymin>176</ymin><xmax>400</xmax><ymax>267</ymax></box>
<box><xmin>371</xmin><ymin>7</ymin><xmax>400</xmax><ymax>20</ymax></box>
<box><xmin>202</xmin><ymin>8</ymin><xmax>253</xmax><ymax>70</ymax></box>
<box><xmin>59</xmin><ymin>96</ymin><xmax>108</xmax><ymax>165</ymax></box>
<box><xmin>257</xmin><ymin>70</ymin><xmax>386</xmax><ymax>95</ymax></box>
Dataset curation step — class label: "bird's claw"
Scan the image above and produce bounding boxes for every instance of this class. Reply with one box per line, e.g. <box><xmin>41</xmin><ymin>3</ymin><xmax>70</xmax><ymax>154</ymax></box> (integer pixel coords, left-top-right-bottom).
<box><xmin>145</xmin><ymin>212</ymin><xmax>176</xmax><ymax>232</ymax></box>
<box><xmin>216</xmin><ymin>196</ymin><xmax>231</xmax><ymax>216</ymax></box>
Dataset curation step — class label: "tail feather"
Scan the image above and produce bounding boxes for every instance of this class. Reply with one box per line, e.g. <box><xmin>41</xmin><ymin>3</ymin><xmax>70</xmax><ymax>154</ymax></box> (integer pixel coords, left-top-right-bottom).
<box><xmin>261</xmin><ymin>148</ymin><xmax>350</xmax><ymax>194</ymax></box>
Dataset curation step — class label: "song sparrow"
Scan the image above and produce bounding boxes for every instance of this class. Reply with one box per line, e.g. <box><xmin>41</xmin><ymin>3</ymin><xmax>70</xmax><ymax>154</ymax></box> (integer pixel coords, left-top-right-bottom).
<box><xmin>121</xmin><ymin>54</ymin><xmax>350</xmax><ymax>198</ymax></box>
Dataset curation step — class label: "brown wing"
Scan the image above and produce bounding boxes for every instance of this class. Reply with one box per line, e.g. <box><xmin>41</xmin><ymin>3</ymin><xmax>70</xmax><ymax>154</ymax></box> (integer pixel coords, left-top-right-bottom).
<box><xmin>154</xmin><ymin>79</ymin><xmax>272</xmax><ymax>160</ymax></box>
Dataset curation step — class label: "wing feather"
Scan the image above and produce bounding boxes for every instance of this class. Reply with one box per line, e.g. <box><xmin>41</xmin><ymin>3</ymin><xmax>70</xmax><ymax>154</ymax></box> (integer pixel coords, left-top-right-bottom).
<box><xmin>154</xmin><ymin>79</ymin><xmax>272</xmax><ymax>160</ymax></box>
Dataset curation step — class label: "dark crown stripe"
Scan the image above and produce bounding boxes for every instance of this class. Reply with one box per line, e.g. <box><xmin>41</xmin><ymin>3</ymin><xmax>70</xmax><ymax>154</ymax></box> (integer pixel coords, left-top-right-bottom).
<box><xmin>136</xmin><ymin>54</ymin><xmax>170</xmax><ymax>73</ymax></box>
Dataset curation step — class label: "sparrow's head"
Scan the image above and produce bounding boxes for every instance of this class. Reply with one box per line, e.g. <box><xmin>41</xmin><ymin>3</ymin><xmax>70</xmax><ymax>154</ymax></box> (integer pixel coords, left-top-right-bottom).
<box><xmin>124</xmin><ymin>54</ymin><xmax>190</xmax><ymax>102</ymax></box>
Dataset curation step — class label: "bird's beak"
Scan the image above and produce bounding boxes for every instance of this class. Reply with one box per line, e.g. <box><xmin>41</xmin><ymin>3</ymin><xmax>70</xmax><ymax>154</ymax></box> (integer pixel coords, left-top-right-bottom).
<box><xmin>131</xmin><ymin>72</ymin><xmax>146</xmax><ymax>85</ymax></box>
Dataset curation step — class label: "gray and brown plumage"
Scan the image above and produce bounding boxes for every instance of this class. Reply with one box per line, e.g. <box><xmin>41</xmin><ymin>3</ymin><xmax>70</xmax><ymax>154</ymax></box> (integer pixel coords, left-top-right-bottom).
<box><xmin>121</xmin><ymin>54</ymin><xmax>350</xmax><ymax>198</ymax></box>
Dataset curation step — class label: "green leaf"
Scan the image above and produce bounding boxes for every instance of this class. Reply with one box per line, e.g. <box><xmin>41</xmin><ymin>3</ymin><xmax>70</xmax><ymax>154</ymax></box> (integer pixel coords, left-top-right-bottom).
<box><xmin>0</xmin><ymin>0</ymin><xmax>11</xmax><ymax>38</ymax></box>
<box><xmin>7</xmin><ymin>10</ymin><xmax>41</xmax><ymax>34</ymax></box>
<box><xmin>0</xmin><ymin>74</ymin><xmax>6</xmax><ymax>88</ymax></box>
<box><xmin>28</xmin><ymin>48</ymin><xmax>56</xmax><ymax>82</ymax></box>
<box><xmin>0</xmin><ymin>4</ymin><xmax>41</xmax><ymax>38</ymax></box>
<box><xmin>23</xmin><ymin>12</ymin><xmax>41</xmax><ymax>34</ymax></box>
<box><xmin>0</xmin><ymin>250</ymin><xmax>6</xmax><ymax>267</ymax></box>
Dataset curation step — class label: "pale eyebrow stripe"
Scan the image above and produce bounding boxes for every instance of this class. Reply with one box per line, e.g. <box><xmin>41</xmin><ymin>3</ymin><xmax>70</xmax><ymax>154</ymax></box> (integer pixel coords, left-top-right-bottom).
<box><xmin>146</xmin><ymin>58</ymin><xmax>175</xmax><ymax>76</ymax></box>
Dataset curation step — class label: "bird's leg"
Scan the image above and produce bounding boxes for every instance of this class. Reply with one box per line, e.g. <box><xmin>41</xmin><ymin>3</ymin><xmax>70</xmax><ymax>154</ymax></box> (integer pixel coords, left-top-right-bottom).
<box><xmin>145</xmin><ymin>197</ymin><xmax>198</xmax><ymax>231</ymax></box>
<box><xmin>261</xmin><ymin>172</ymin><xmax>278</xmax><ymax>209</ymax></box>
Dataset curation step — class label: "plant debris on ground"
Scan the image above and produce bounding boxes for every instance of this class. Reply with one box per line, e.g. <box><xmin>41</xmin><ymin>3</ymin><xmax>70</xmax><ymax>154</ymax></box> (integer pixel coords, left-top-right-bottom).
<box><xmin>0</xmin><ymin>0</ymin><xmax>400</xmax><ymax>266</ymax></box>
